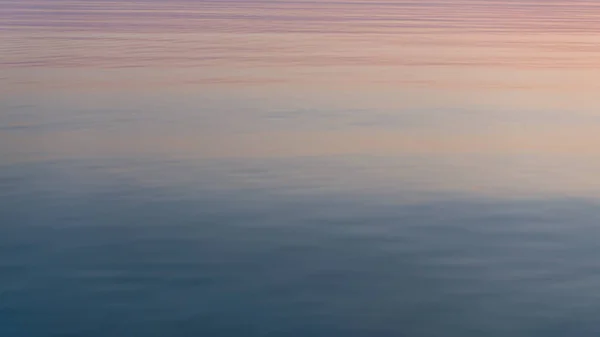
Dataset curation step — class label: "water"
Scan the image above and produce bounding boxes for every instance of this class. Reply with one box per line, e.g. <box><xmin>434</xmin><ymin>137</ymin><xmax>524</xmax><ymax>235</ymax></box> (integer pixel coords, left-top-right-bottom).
<box><xmin>4</xmin><ymin>1</ymin><xmax>600</xmax><ymax>336</ymax></box>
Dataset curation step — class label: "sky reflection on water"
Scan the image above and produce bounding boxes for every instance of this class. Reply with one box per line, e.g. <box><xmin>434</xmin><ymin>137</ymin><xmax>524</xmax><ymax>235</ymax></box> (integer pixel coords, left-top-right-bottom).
<box><xmin>4</xmin><ymin>1</ymin><xmax>600</xmax><ymax>336</ymax></box>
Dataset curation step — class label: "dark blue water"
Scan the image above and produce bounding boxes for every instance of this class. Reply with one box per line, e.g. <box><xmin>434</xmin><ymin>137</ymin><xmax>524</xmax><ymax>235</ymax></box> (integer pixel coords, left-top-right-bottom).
<box><xmin>3</xmin><ymin>155</ymin><xmax>600</xmax><ymax>337</ymax></box>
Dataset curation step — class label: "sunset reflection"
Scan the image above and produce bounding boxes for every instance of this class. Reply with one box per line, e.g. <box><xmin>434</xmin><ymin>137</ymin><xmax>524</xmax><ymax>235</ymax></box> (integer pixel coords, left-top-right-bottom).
<box><xmin>6</xmin><ymin>1</ymin><xmax>600</xmax><ymax>336</ymax></box>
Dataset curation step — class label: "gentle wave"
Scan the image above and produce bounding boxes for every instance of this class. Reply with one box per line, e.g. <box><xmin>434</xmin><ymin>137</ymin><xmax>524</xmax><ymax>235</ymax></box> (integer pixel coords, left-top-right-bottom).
<box><xmin>3</xmin><ymin>1</ymin><xmax>600</xmax><ymax>33</ymax></box>
<box><xmin>3</xmin><ymin>0</ymin><xmax>600</xmax><ymax>71</ymax></box>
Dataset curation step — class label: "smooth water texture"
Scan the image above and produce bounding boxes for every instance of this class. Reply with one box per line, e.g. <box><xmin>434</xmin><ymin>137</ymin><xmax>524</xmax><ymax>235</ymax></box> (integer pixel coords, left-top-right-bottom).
<box><xmin>3</xmin><ymin>1</ymin><xmax>600</xmax><ymax>336</ymax></box>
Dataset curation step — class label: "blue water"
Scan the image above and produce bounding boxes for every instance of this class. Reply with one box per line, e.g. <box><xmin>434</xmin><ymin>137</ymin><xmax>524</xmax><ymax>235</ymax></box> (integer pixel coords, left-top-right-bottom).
<box><xmin>3</xmin><ymin>155</ymin><xmax>600</xmax><ymax>336</ymax></box>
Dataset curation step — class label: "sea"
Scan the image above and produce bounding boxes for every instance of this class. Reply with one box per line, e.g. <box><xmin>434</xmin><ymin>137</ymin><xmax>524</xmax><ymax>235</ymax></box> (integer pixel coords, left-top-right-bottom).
<box><xmin>3</xmin><ymin>1</ymin><xmax>600</xmax><ymax>336</ymax></box>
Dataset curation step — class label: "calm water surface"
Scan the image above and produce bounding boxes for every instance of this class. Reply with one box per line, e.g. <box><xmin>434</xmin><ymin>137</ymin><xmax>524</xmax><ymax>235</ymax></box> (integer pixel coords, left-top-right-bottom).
<box><xmin>3</xmin><ymin>1</ymin><xmax>600</xmax><ymax>336</ymax></box>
